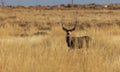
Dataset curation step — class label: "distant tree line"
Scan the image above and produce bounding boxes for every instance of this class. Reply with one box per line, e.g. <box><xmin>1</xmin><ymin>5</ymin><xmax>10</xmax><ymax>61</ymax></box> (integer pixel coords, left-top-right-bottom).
<box><xmin>1</xmin><ymin>3</ymin><xmax>120</xmax><ymax>10</ymax></box>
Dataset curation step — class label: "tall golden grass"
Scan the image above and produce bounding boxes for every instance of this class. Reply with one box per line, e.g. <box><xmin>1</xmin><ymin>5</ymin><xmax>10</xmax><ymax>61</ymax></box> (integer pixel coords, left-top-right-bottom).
<box><xmin>0</xmin><ymin>7</ymin><xmax>120</xmax><ymax>72</ymax></box>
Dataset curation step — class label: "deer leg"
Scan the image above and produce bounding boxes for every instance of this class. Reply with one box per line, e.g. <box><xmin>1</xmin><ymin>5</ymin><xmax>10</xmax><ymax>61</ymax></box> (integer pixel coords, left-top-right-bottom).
<box><xmin>71</xmin><ymin>40</ymin><xmax>74</xmax><ymax>48</ymax></box>
<box><xmin>71</xmin><ymin>38</ymin><xmax>76</xmax><ymax>48</ymax></box>
<box><xmin>86</xmin><ymin>38</ymin><xmax>90</xmax><ymax>48</ymax></box>
<box><xmin>86</xmin><ymin>40</ymin><xmax>89</xmax><ymax>48</ymax></box>
<box><xmin>79</xmin><ymin>40</ymin><xmax>83</xmax><ymax>49</ymax></box>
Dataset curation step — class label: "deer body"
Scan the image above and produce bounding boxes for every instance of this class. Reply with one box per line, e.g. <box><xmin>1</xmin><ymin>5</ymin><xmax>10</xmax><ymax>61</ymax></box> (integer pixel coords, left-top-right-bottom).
<box><xmin>62</xmin><ymin>22</ymin><xmax>91</xmax><ymax>49</ymax></box>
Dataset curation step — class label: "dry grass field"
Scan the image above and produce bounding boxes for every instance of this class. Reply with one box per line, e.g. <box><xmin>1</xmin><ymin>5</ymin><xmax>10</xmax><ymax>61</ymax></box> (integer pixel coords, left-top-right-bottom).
<box><xmin>0</xmin><ymin>7</ymin><xmax>120</xmax><ymax>72</ymax></box>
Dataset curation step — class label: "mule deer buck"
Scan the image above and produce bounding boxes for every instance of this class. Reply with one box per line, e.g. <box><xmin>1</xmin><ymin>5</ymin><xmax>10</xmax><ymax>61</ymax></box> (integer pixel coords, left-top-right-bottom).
<box><xmin>61</xmin><ymin>21</ymin><xmax>91</xmax><ymax>49</ymax></box>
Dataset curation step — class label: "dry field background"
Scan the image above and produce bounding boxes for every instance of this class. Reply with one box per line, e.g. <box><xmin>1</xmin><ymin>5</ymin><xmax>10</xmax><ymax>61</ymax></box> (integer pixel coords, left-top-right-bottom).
<box><xmin>0</xmin><ymin>7</ymin><xmax>120</xmax><ymax>72</ymax></box>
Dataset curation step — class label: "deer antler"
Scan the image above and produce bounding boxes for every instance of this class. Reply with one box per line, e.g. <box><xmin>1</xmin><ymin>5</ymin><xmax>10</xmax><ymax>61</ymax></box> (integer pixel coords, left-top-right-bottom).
<box><xmin>61</xmin><ymin>20</ymin><xmax>77</xmax><ymax>32</ymax></box>
<box><xmin>61</xmin><ymin>20</ymin><xmax>68</xmax><ymax>32</ymax></box>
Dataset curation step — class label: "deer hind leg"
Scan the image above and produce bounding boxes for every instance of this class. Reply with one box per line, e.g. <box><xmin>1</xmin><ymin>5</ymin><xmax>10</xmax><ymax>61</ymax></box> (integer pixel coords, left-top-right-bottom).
<box><xmin>78</xmin><ymin>42</ymin><xmax>82</xmax><ymax>49</ymax></box>
<box><xmin>86</xmin><ymin>39</ymin><xmax>89</xmax><ymax>48</ymax></box>
<box><xmin>85</xmin><ymin>37</ymin><xmax>91</xmax><ymax>48</ymax></box>
<box><xmin>78</xmin><ymin>38</ymin><xmax>83</xmax><ymax>49</ymax></box>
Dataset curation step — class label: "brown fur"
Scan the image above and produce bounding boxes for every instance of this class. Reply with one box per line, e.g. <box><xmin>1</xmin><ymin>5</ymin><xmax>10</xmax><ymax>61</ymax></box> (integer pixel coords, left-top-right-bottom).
<box><xmin>70</xmin><ymin>36</ymin><xmax>91</xmax><ymax>49</ymax></box>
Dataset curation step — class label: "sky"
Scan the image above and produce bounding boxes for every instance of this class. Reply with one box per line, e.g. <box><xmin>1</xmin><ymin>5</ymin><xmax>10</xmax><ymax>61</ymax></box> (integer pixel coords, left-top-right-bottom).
<box><xmin>1</xmin><ymin>0</ymin><xmax>120</xmax><ymax>6</ymax></box>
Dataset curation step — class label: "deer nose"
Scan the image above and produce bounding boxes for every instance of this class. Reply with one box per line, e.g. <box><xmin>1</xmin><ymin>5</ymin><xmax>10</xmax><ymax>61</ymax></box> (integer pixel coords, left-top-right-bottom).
<box><xmin>68</xmin><ymin>32</ymin><xmax>71</xmax><ymax>35</ymax></box>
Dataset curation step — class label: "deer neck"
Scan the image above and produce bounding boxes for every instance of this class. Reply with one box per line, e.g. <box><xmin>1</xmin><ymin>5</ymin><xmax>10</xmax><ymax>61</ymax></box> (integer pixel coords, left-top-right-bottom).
<box><xmin>66</xmin><ymin>32</ymin><xmax>71</xmax><ymax>47</ymax></box>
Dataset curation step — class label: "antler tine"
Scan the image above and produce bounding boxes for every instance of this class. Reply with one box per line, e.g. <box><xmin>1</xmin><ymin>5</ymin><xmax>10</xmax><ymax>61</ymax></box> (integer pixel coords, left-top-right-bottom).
<box><xmin>68</xmin><ymin>19</ymin><xmax>77</xmax><ymax>32</ymax></box>
<box><xmin>61</xmin><ymin>19</ymin><xmax>68</xmax><ymax>32</ymax></box>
